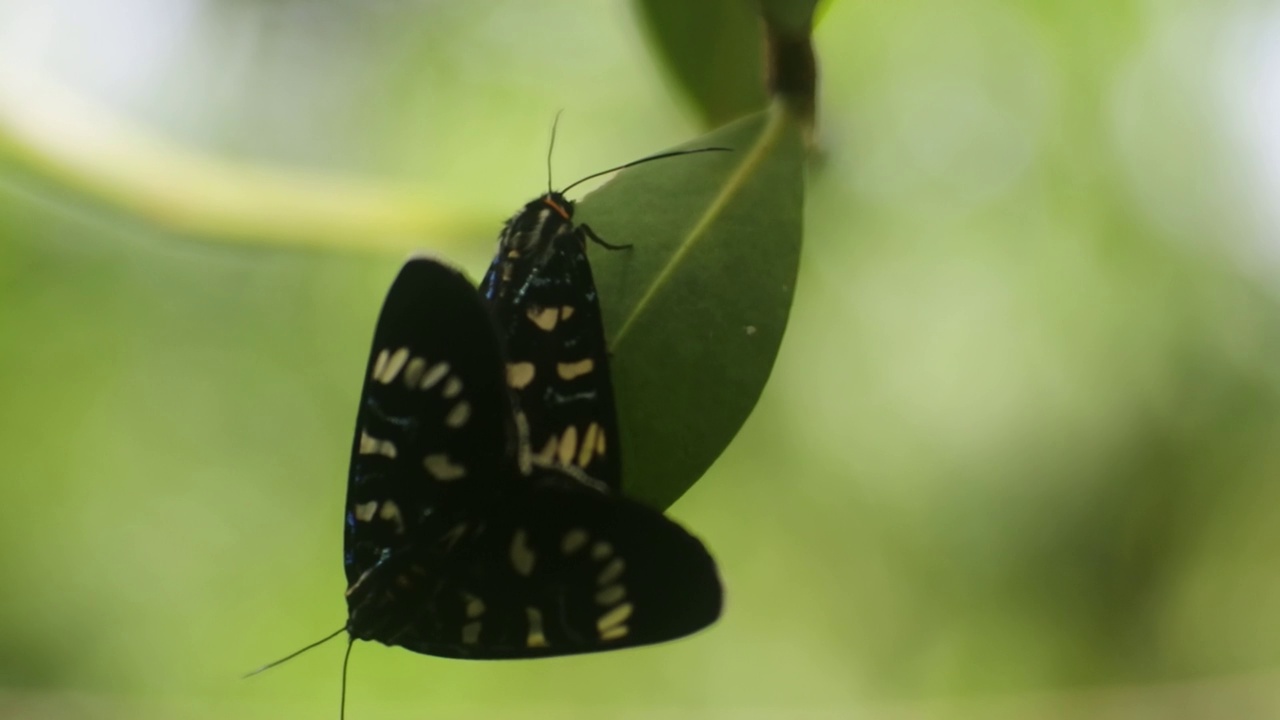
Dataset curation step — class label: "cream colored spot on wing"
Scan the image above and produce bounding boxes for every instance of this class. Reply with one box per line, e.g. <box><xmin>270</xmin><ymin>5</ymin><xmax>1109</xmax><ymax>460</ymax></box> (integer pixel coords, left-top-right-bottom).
<box><xmin>510</xmin><ymin>529</ymin><xmax>536</xmax><ymax>577</ymax></box>
<box><xmin>358</xmin><ymin>431</ymin><xmax>397</xmax><ymax>458</ymax></box>
<box><xmin>561</xmin><ymin>528</ymin><xmax>589</xmax><ymax>555</ymax></box>
<box><xmin>506</xmin><ymin>362</ymin><xmax>536</xmax><ymax>390</ymax></box>
<box><xmin>525</xmin><ymin>606</ymin><xmax>548</xmax><ymax>648</ymax></box>
<box><xmin>462</xmin><ymin>621</ymin><xmax>482</xmax><ymax>644</ymax></box>
<box><xmin>353</xmin><ymin>501</ymin><xmax>378</xmax><ymax>522</ymax></box>
<box><xmin>376</xmin><ymin>347</ymin><xmax>410</xmax><ymax>384</ymax></box>
<box><xmin>556</xmin><ymin>358</ymin><xmax>595</xmax><ymax>381</ymax></box>
<box><xmin>371</xmin><ymin>349</ymin><xmax>389</xmax><ymax>380</ymax></box>
<box><xmin>403</xmin><ymin>357</ymin><xmax>427</xmax><ymax>386</ymax></box>
<box><xmin>420</xmin><ymin>362</ymin><xmax>450</xmax><ymax>390</ymax></box>
<box><xmin>424</xmin><ymin>454</ymin><xmax>467</xmax><ymax>481</ymax></box>
<box><xmin>591</xmin><ymin>541</ymin><xmax>613</xmax><ymax>561</ymax></box>
<box><xmin>442</xmin><ymin>376</ymin><xmax>463</xmax><ymax>399</ymax></box>
<box><xmin>345</xmin><ymin>567</ymin><xmax>374</xmax><ymax>598</ymax></box>
<box><xmin>597</xmin><ymin>602</ymin><xmax>633</xmax><ymax>633</ymax></box>
<box><xmin>515</xmin><ymin>411</ymin><xmax>532</xmax><ymax>475</ymax></box>
<box><xmin>578</xmin><ymin>423</ymin><xmax>599</xmax><ymax>467</ymax></box>
<box><xmin>560</xmin><ymin>305</ymin><xmax>575</xmax><ymax>320</ymax></box>
<box><xmin>600</xmin><ymin>625</ymin><xmax>628</xmax><ymax>641</ymax></box>
<box><xmin>465</xmin><ymin>596</ymin><xmax>486</xmax><ymax>619</ymax></box>
<box><xmin>595</xmin><ymin>584</ymin><xmax>626</xmax><ymax>606</ymax></box>
<box><xmin>441</xmin><ymin>522</ymin><xmax>467</xmax><ymax>550</ymax></box>
<box><xmin>527</xmin><ymin>306</ymin><xmax>560</xmax><ymax>332</ymax></box>
<box><xmin>533</xmin><ymin>435</ymin><xmax>558</xmax><ymax>465</ymax></box>
<box><xmin>379</xmin><ymin>500</ymin><xmax>405</xmax><ymax>534</ymax></box>
<box><xmin>597</xmin><ymin>557</ymin><xmax>625</xmax><ymax>586</ymax></box>
<box><xmin>445</xmin><ymin>401</ymin><xmax>471</xmax><ymax>429</ymax></box>
<box><xmin>557</xmin><ymin>426</ymin><xmax>578</xmax><ymax>466</ymax></box>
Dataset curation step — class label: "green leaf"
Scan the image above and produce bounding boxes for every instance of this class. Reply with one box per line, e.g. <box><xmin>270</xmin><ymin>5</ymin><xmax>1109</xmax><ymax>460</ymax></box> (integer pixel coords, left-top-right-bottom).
<box><xmin>0</xmin><ymin>74</ymin><xmax>492</xmax><ymax>250</ymax></box>
<box><xmin>577</xmin><ymin>104</ymin><xmax>804</xmax><ymax>509</ymax></box>
<box><xmin>633</xmin><ymin>0</ymin><xmax>767</xmax><ymax>127</ymax></box>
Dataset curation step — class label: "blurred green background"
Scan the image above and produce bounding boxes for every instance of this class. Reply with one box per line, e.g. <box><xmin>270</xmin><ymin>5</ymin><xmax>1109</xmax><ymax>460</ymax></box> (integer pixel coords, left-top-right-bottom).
<box><xmin>4</xmin><ymin>0</ymin><xmax>1280</xmax><ymax>718</ymax></box>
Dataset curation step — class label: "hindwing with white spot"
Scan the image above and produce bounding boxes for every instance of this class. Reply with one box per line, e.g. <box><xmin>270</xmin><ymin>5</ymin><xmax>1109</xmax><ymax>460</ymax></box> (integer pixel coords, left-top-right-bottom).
<box><xmin>344</xmin><ymin>471</ymin><xmax>722</xmax><ymax>658</ymax></box>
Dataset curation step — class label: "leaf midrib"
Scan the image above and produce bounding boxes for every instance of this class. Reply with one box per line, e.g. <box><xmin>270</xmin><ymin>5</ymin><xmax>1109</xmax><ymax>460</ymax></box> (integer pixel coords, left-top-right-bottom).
<box><xmin>609</xmin><ymin>102</ymin><xmax>789</xmax><ymax>353</ymax></box>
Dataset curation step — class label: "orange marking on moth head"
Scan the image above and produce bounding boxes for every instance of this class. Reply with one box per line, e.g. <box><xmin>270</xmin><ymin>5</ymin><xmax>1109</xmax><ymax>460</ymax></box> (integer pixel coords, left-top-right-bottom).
<box><xmin>543</xmin><ymin>197</ymin><xmax>571</xmax><ymax>220</ymax></box>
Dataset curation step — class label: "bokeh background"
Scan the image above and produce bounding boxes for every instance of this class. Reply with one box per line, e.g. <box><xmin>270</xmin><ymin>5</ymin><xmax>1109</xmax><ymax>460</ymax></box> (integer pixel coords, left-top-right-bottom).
<box><xmin>4</xmin><ymin>0</ymin><xmax>1280</xmax><ymax>718</ymax></box>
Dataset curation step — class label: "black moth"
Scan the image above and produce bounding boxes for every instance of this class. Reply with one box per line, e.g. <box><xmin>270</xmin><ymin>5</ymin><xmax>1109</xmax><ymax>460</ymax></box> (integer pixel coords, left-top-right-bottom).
<box><xmin>249</xmin><ymin>139</ymin><xmax>729</xmax><ymax>720</ymax></box>
<box><xmin>341</xmin><ymin>259</ymin><xmax>721</xmax><ymax>661</ymax></box>
<box><xmin>478</xmin><ymin>129</ymin><xmax>729</xmax><ymax>492</ymax></box>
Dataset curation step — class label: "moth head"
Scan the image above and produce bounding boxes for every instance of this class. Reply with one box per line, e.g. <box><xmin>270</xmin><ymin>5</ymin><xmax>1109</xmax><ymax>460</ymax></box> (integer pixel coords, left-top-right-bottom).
<box><xmin>541</xmin><ymin>191</ymin><xmax>576</xmax><ymax>221</ymax></box>
<box><xmin>499</xmin><ymin>192</ymin><xmax>577</xmax><ymax>255</ymax></box>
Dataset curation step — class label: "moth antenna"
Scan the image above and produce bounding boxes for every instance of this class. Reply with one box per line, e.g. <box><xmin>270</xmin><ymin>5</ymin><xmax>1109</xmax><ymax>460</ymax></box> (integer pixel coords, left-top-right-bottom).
<box><xmin>340</xmin><ymin>638</ymin><xmax>355</xmax><ymax>720</ymax></box>
<box><xmin>242</xmin><ymin>626</ymin><xmax>347</xmax><ymax>679</ymax></box>
<box><xmin>558</xmin><ymin>147</ymin><xmax>732</xmax><ymax>196</ymax></box>
<box><xmin>547</xmin><ymin>109</ymin><xmax>564</xmax><ymax>195</ymax></box>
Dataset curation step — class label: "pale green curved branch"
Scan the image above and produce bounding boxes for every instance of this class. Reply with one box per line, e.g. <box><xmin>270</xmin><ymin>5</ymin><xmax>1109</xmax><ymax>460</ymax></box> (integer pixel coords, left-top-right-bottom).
<box><xmin>0</xmin><ymin>73</ymin><xmax>491</xmax><ymax>249</ymax></box>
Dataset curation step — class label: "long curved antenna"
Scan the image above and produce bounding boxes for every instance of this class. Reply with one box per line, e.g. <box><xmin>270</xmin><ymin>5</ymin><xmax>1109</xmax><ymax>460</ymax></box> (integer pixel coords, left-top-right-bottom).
<box><xmin>558</xmin><ymin>147</ymin><xmax>732</xmax><ymax>196</ymax></box>
<box><xmin>547</xmin><ymin>110</ymin><xmax>565</xmax><ymax>195</ymax></box>
<box><xmin>242</xmin><ymin>626</ymin><xmax>347</xmax><ymax>679</ymax></box>
<box><xmin>340</xmin><ymin>638</ymin><xmax>355</xmax><ymax>720</ymax></box>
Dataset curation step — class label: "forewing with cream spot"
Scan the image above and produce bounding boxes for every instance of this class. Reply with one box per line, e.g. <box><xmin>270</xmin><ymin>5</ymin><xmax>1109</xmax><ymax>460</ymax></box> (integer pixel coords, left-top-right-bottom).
<box><xmin>344</xmin><ymin>257</ymin><xmax>519</xmax><ymax>589</ymax></box>
<box><xmin>479</xmin><ymin>193</ymin><xmax>624</xmax><ymax>492</ymax></box>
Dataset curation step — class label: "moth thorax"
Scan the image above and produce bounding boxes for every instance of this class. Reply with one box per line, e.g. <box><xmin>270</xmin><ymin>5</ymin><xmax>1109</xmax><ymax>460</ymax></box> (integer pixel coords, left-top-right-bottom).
<box><xmin>502</xmin><ymin>203</ymin><xmax>575</xmax><ymax>258</ymax></box>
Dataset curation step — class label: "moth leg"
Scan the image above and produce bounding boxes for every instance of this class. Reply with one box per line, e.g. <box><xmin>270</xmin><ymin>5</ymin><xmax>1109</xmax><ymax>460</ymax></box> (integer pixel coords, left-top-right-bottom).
<box><xmin>579</xmin><ymin>224</ymin><xmax>632</xmax><ymax>251</ymax></box>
